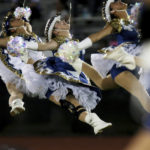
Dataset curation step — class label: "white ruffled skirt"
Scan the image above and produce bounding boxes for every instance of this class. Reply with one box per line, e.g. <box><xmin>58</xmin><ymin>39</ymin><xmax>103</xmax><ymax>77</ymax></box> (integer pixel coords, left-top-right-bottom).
<box><xmin>91</xmin><ymin>44</ymin><xmax>141</xmax><ymax>78</ymax></box>
<box><xmin>0</xmin><ymin>54</ymin><xmax>100</xmax><ymax>111</ymax></box>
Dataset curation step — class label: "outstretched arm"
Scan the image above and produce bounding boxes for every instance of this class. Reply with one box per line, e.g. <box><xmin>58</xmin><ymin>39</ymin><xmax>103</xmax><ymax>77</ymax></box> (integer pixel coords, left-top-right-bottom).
<box><xmin>37</xmin><ymin>40</ymin><xmax>58</xmax><ymax>51</ymax></box>
<box><xmin>0</xmin><ymin>37</ymin><xmax>10</xmax><ymax>47</ymax></box>
<box><xmin>89</xmin><ymin>24</ymin><xmax>113</xmax><ymax>43</ymax></box>
<box><xmin>78</xmin><ymin>24</ymin><xmax>113</xmax><ymax>50</ymax></box>
<box><xmin>26</xmin><ymin>39</ymin><xmax>58</xmax><ymax>51</ymax></box>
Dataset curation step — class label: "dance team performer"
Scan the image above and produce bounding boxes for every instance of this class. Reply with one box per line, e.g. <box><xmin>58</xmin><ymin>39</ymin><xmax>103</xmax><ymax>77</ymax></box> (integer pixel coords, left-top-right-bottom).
<box><xmin>102</xmin><ymin>1</ymin><xmax>150</xmax><ymax>95</ymax></box>
<box><xmin>0</xmin><ymin>7</ymin><xmax>58</xmax><ymax>116</ymax></box>
<box><xmin>58</xmin><ymin>0</ymin><xmax>150</xmax><ymax>113</ymax></box>
<box><xmin>31</xmin><ymin>15</ymin><xmax>112</xmax><ymax>134</ymax></box>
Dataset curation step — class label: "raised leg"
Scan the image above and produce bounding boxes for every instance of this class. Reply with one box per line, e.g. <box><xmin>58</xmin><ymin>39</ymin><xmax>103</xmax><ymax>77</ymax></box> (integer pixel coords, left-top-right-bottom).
<box><xmin>82</xmin><ymin>62</ymin><xmax>118</xmax><ymax>90</ymax></box>
<box><xmin>114</xmin><ymin>71</ymin><xmax>150</xmax><ymax>113</ymax></box>
<box><xmin>49</xmin><ymin>94</ymin><xmax>112</xmax><ymax>134</ymax></box>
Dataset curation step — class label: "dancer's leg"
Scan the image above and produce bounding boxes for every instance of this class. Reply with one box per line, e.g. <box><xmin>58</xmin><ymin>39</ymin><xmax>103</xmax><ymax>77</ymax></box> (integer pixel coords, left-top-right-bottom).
<box><xmin>114</xmin><ymin>71</ymin><xmax>150</xmax><ymax>112</ymax></box>
<box><xmin>6</xmin><ymin>83</ymin><xmax>25</xmax><ymax>116</ymax></box>
<box><xmin>82</xmin><ymin>62</ymin><xmax>118</xmax><ymax>90</ymax></box>
<box><xmin>123</xmin><ymin>129</ymin><xmax>150</xmax><ymax>150</ymax></box>
<box><xmin>49</xmin><ymin>94</ymin><xmax>112</xmax><ymax>134</ymax></box>
<box><xmin>65</xmin><ymin>95</ymin><xmax>87</xmax><ymax>122</ymax></box>
<box><xmin>49</xmin><ymin>95</ymin><xmax>61</xmax><ymax>106</ymax></box>
<box><xmin>49</xmin><ymin>95</ymin><xmax>87</xmax><ymax>122</ymax></box>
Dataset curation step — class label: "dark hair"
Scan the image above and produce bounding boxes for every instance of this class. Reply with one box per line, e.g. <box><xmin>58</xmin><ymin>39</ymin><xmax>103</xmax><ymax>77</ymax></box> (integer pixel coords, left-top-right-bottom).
<box><xmin>1</xmin><ymin>8</ymin><xmax>30</xmax><ymax>37</ymax></box>
<box><xmin>109</xmin><ymin>4</ymin><xmax>117</xmax><ymax>20</ymax></box>
<box><xmin>1</xmin><ymin>11</ymin><xmax>14</xmax><ymax>37</ymax></box>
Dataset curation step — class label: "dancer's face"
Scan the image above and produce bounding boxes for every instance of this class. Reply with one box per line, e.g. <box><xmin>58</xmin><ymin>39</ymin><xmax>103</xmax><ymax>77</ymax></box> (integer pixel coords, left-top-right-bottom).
<box><xmin>54</xmin><ymin>20</ymin><xmax>70</xmax><ymax>30</ymax></box>
<box><xmin>10</xmin><ymin>18</ymin><xmax>25</xmax><ymax>28</ymax></box>
<box><xmin>53</xmin><ymin>20</ymin><xmax>71</xmax><ymax>38</ymax></box>
<box><xmin>9</xmin><ymin>18</ymin><xmax>32</xmax><ymax>34</ymax></box>
<box><xmin>110</xmin><ymin>0</ymin><xmax>128</xmax><ymax>19</ymax></box>
<box><xmin>110</xmin><ymin>0</ymin><xmax>127</xmax><ymax>11</ymax></box>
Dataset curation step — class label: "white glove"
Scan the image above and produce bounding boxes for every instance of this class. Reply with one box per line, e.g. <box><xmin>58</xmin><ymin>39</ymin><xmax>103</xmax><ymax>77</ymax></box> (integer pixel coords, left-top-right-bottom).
<box><xmin>26</xmin><ymin>41</ymin><xmax>38</xmax><ymax>50</ymax></box>
<box><xmin>77</xmin><ymin>37</ymin><xmax>93</xmax><ymax>50</ymax></box>
<box><xmin>104</xmin><ymin>46</ymin><xmax>136</xmax><ymax>70</ymax></box>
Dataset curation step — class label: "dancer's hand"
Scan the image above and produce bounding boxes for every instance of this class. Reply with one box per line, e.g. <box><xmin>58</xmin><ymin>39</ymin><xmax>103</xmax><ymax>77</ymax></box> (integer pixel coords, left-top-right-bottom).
<box><xmin>56</xmin><ymin>40</ymin><xmax>80</xmax><ymax>63</ymax></box>
<box><xmin>7</xmin><ymin>36</ymin><xmax>27</xmax><ymax>57</ymax></box>
<box><xmin>110</xmin><ymin>10</ymin><xmax>128</xmax><ymax>20</ymax></box>
<box><xmin>53</xmin><ymin>20</ymin><xmax>71</xmax><ymax>38</ymax></box>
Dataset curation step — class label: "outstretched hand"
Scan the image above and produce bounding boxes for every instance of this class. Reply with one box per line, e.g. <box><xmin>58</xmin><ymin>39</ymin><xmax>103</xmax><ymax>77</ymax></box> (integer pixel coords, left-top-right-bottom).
<box><xmin>56</xmin><ymin>40</ymin><xmax>80</xmax><ymax>63</ymax></box>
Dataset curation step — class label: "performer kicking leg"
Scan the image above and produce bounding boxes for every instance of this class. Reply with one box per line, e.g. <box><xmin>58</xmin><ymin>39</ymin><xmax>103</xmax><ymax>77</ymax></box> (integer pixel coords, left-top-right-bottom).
<box><xmin>57</xmin><ymin>0</ymin><xmax>150</xmax><ymax>113</ymax></box>
<box><xmin>49</xmin><ymin>94</ymin><xmax>111</xmax><ymax>134</ymax></box>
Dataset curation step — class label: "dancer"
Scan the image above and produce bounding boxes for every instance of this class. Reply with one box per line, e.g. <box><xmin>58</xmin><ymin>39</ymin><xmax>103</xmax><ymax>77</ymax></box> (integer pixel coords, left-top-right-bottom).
<box><xmin>0</xmin><ymin>7</ymin><xmax>58</xmax><ymax>116</ymax></box>
<box><xmin>58</xmin><ymin>0</ymin><xmax>150</xmax><ymax>113</ymax></box>
<box><xmin>1</xmin><ymin>7</ymin><xmax>112</xmax><ymax>134</ymax></box>
<box><xmin>101</xmin><ymin>2</ymin><xmax>150</xmax><ymax>94</ymax></box>
<box><xmin>32</xmin><ymin>15</ymin><xmax>112</xmax><ymax>134</ymax></box>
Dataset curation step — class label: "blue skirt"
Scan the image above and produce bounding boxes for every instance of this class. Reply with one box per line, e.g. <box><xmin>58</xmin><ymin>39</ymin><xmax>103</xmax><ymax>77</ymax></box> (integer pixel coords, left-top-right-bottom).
<box><xmin>110</xmin><ymin>64</ymin><xmax>140</xmax><ymax>79</ymax></box>
<box><xmin>34</xmin><ymin>56</ymin><xmax>101</xmax><ymax>111</ymax></box>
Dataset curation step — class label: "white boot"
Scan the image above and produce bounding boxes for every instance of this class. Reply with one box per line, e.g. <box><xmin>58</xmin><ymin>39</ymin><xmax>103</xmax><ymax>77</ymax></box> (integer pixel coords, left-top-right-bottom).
<box><xmin>85</xmin><ymin>112</ymin><xmax>112</xmax><ymax>134</ymax></box>
<box><xmin>104</xmin><ymin>46</ymin><xmax>136</xmax><ymax>70</ymax></box>
<box><xmin>77</xmin><ymin>37</ymin><xmax>93</xmax><ymax>50</ymax></box>
<box><xmin>10</xmin><ymin>99</ymin><xmax>25</xmax><ymax>116</ymax></box>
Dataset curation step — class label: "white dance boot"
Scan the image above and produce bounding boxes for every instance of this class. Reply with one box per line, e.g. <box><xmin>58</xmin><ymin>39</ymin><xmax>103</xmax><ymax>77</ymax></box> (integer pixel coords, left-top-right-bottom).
<box><xmin>85</xmin><ymin>112</ymin><xmax>112</xmax><ymax>134</ymax></box>
<box><xmin>10</xmin><ymin>99</ymin><xmax>25</xmax><ymax>116</ymax></box>
<box><xmin>104</xmin><ymin>46</ymin><xmax>136</xmax><ymax>70</ymax></box>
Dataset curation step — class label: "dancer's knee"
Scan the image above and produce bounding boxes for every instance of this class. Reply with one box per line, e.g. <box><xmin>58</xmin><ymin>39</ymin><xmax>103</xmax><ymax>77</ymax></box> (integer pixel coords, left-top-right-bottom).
<box><xmin>60</xmin><ymin>99</ymin><xmax>86</xmax><ymax>119</ymax></box>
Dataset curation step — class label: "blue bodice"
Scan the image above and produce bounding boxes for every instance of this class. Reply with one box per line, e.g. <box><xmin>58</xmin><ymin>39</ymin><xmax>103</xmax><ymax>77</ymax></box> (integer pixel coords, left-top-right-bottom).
<box><xmin>109</xmin><ymin>19</ymin><xmax>140</xmax><ymax>45</ymax></box>
<box><xmin>115</xmin><ymin>26</ymin><xmax>139</xmax><ymax>45</ymax></box>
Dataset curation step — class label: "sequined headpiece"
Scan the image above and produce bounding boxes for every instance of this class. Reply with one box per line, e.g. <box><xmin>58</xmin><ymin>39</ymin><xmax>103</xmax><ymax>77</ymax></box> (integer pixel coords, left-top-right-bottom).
<box><xmin>130</xmin><ymin>3</ymin><xmax>141</xmax><ymax>26</ymax></box>
<box><xmin>14</xmin><ymin>7</ymin><xmax>31</xmax><ymax>21</ymax></box>
<box><xmin>44</xmin><ymin>15</ymin><xmax>61</xmax><ymax>42</ymax></box>
<box><xmin>102</xmin><ymin>0</ymin><xmax>115</xmax><ymax>22</ymax></box>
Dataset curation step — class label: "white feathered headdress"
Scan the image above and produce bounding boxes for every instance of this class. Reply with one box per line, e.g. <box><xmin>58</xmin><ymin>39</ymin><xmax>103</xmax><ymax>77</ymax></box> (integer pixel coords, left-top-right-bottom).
<box><xmin>14</xmin><ymin>7</ymin><xmax>31</xmax><ymax>21</ymax></box>
<box><xmin>105</xmin><ymin>0</ymin><xmax>115</xmax><ymax>22</ymax></box>
<box><xmin>44</xmin><ymin>16</ymin><xmax>61</xmax><ymax>42</ymax></box>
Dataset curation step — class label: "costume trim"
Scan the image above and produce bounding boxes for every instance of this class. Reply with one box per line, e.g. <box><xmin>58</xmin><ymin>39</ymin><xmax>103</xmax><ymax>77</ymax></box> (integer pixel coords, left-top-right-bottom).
<box><xmin>105</xmin><ymin>0</ymin><xmax>114</xmax><ymax>22</ymax></box>
<box><xmin>34</xmin><ymin>61</ymin><xmax>91</xmax><ymax>86</ymax></box>
<box><xmin>0</xmin><ymin>47</ymin><xmax>22</xmax><ymax>78</ymax></box>
<box><xmin>44</xmin><ymin>16</ymin><xmax>61</xmax><ymax>42</ymax></box>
